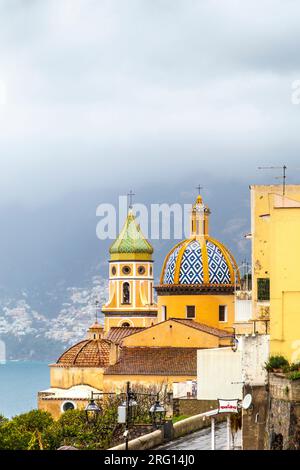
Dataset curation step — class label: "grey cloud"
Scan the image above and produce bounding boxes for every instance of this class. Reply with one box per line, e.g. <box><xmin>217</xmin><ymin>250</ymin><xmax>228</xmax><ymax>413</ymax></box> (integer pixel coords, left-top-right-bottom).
<box><xmin>0</xmin><ymin>0</ymin><xmax>299</xmax><ymax>207</ymax></box>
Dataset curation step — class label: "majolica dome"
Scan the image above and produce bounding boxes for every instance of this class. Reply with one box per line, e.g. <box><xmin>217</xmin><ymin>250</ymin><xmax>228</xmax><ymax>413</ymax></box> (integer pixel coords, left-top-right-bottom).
<box><xmin>161</xmin><ymin>238</ymin><xmax>236</xmax><ymax>285</ymax></box>
<box><xmin>159</xmin><ymin>195</ymin><xmax>239</xmax><ymax>289</ymax></box>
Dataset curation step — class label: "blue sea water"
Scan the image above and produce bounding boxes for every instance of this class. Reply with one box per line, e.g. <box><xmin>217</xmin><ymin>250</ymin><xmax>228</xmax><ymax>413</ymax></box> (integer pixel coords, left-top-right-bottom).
<box><xmin>0</xmin><ymin>362</ymin><xmax>50</xmax><ymax>418</ymax></box>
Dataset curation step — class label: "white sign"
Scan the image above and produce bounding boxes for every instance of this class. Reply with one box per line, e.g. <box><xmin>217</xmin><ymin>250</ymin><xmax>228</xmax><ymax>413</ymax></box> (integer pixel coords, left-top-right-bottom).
<box><xmin>197</xmin><ymin>348</ymin><xmax>243</xmax><ymax>400</ymax></box>
<box><xmin>117</xmin><ymin>405</ymin><xmax>127</xmax><ymax>423</ymax></box>
<box><xmin>218</xmin><ymin>399</ymin><xmax>239</xmax><ymax>414</ymax></box>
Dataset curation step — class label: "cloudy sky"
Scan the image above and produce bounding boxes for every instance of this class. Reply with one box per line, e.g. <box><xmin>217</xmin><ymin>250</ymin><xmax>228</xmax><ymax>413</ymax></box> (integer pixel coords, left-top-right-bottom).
<box><xmin>0</xmin><ymin>0</ymin><xmax>299</xmax><ymax>292</ymax></box>
<box><xmin>0</xmin><ymin>0</ymin><xmax>300</xmax><ymax>207</ymax></box>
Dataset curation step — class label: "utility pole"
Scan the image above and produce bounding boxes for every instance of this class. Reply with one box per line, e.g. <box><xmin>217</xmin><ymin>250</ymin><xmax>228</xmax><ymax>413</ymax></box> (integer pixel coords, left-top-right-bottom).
<box><xmin>125</xmin><ymin>381</ymin><xmax>130</xmax><ymax>451</ymax></box>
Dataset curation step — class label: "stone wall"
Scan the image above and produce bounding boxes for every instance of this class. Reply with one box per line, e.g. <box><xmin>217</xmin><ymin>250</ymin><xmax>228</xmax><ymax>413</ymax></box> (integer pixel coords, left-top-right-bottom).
<box><xmin>242</xmin><ymin>385</ymin><xmax>268</xmax><ymax>450</ymax></box>
<box><xmin>110</xmin><ymin>429</ymin><xmax>163</xmax><ymax>451</ymax></box>
<box><xmin>265</xmin><ymin>373</ymin><xmax>300</xmax><ymax>450</ymax></box>
<box><xmin>173</xmin><ymin>398</ymin><xmax>218</xmax><ymax>417</ymax></box>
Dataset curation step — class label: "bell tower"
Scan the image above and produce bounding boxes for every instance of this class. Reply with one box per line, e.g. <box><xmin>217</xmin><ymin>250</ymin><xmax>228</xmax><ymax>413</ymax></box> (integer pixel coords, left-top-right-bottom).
<box><xmin>102</xmin><ymin>208</ymin><xmax>158</xmax><ymax>332</ymax></box>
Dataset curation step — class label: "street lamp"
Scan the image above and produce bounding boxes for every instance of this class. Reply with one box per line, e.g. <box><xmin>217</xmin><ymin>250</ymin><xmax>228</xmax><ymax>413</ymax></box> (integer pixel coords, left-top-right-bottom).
<box><xmin>85</xmin><ymin>394</ymin><xmax>102</xmax><ymax>424</ymax></box>
<box><xmin>149</xmin><ymin>395</ymin><xmax>166</xmax><ymax>429</ymax></box>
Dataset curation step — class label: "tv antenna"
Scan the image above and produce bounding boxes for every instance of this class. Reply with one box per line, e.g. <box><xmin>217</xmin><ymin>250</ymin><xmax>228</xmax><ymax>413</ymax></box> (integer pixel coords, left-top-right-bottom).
<box><xmin>258</xmin><ymin>165</ymin><xmax>287</xmax><ymax>195</ymax></box>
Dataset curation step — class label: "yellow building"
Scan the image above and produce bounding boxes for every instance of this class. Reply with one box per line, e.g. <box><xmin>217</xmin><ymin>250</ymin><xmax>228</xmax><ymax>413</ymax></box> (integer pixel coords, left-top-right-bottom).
<box><xmin>102</xmin><ymin>208</ymin><xmax>158</xmax><ymax>332</ymax></box>
<box><xmin>250</xmin><ymin>185</ymin><xmax>300</xmax><ymax>362</ymax></box>
<box><xmin>156</xmin><ymin>195</ymin><xmax>239</xmax><ymax>331</ymax></box>
<box><xmin>39</xmin><ymin>195</ymin><xmax>238</xmax><ymax>418</ymax></box>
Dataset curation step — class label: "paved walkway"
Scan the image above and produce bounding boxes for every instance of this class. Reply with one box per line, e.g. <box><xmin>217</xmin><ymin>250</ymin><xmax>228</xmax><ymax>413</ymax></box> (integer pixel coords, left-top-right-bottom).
<box><xmin>157</xmin><ymin>422</ymin><xmax>227</xmax><ymax>450</ymax></box>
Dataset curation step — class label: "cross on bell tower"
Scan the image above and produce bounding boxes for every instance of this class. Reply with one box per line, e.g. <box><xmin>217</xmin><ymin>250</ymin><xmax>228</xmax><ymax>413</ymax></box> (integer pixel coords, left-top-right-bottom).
<box><xmin>127</xmin><ymin>190</ymin><xmax>135</xmax><ymax>210</ymax></box>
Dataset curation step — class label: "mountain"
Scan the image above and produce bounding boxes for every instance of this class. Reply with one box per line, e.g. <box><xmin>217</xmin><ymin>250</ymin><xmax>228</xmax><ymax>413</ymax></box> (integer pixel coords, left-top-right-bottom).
<box><xmin>0</xmin><ymin>276</ymin><xmax>108</xmax><ymax>361</ymax></box>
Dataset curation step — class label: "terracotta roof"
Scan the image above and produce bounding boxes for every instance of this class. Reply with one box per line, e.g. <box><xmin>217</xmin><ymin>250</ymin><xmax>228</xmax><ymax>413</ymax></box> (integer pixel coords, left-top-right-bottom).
<box><xmin>105</xmin><ymin>327</ymin><xmax>145</xmax><ymax>344</ymax></box>
<box><xmin>104</xmin><ymin>347</ymin><xmax>197</xmax><ymax>376</ymax></box>
<box><xmin>56</xmin><ymin>339</ymin><xmax>111</xmax><ymax>367</ymax></box>
<box><xmin>170</xmin><ymin>318</ymin><xmax>232</xmax><ymax>338</ymax></box>
<box><xmin>89</xmin><ymin>322</ymin><xmax>104</xmax><ymax>329</ymax></box>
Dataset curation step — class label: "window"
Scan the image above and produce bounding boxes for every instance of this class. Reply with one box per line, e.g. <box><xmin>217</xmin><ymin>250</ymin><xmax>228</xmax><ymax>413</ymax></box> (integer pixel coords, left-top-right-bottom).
<box><xmin>111</xmin><ymin>266</ymin><xmax>117</xmax><ymax>276</ymax></box>
<box><xmin>122</xmin><ymin>322</ymin><xmax>130</xmax><ymax>327</ymax></box>
<box><xmin>62</xmin><ymin>401</ymin><xmax>76</xmax><ymax>412</ymax></box>
<box><xmin>257</xmin><ymin>278</ymin><xmax>270</xmax><ymax>301</ymax></box>
<box><xmin>138</xmin><ymin>266</ymin><xmax>146</xmax><ymax>275</ymax></box>
<box><xmin>186</xmin><ymin>306</ymin><xmax>195</xmax><ymax>319</ymax></box>
<box><xmin>122</xmin><ymin>265</ymin><xmax>131</xmax><ymax>275</ymax></box>
<box><xmin>219</xmin><ymin>305</ymin><xmax>227</xmax><ymax>322</ymax></box>
<box><xmin>122</xmin><ymin>282</ymin><xmax>130</xmax><ymax>304</ymax></box>
<box><xmin>161</xmin><ymin>306</ymin><xmax>167</xmax><ymax>321</ymax></box>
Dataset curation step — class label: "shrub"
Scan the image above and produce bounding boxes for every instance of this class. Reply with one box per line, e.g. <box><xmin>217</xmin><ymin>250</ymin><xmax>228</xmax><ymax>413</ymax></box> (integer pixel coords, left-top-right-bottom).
<box><xmin>265</xmin><ymin>355</ymin><xmax>289</xmax><ymax>371</ymax></box>
<box><xmin>288</xmin><ymin>371</ymin><xmax>300</xmax><ymax>381</ymax></box>
<box><xmin>289</xmin><ymin>362</ymin><xmax>300</xmax><ymax>372</ymax></box>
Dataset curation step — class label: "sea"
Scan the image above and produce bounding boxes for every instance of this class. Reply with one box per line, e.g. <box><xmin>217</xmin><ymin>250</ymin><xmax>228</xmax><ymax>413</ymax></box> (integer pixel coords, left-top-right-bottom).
<box><xmin>0</xmin><ymin>361</ymin><xmax>50</xmax><ymax>418</ymax></box>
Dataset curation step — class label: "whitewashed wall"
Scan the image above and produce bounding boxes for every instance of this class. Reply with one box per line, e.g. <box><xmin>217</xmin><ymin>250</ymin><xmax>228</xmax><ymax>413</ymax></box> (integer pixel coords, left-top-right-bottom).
<box><xmin>197</xmin><ymin>335</ymin><xmax>270</xmax><ymax>400</ymax></box>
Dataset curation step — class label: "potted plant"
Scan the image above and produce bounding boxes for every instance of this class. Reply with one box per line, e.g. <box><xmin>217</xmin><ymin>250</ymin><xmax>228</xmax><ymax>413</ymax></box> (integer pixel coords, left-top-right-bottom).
<box><xmin>265</xmin><ymin>355</ymin><xmax>289</xmax><ymax>373</ymax></box>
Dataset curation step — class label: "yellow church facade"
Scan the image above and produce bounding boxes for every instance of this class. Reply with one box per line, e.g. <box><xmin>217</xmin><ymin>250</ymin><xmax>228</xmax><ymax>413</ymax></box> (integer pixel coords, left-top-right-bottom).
<box><xmin>156</xmin><ymin>196</ymin><xmax>239</xmax><ymax>331</ymax></box>
<box><xmin>250</xmin><ymin>184</ymin><xmax>300</xmax><ymax>362</ymax></box>
<box><xmin>38</xmin><ymin>194</ymin><xmax>239</xmax><ymax>418</ymax></box>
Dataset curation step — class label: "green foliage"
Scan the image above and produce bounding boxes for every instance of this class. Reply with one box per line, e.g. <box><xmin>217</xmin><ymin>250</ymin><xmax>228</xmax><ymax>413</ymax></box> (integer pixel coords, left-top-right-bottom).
<box><xmin>289</xmin><ymin>362</ymin><xmax>300</xmax><ymax>372</ymax></box>
<box><xmin>265</xmin><ymin>355</ymin><xmax>289</xmax><ymax>371</ymax></box>
<box><xmin>0</xmin><ymin>384</ymin><xmax>170</xmax><ymax>450</ymax></box>
<box><xmin>288</xmin><ymin>371</ymin><xmax>300</xmax><ymax>381</ymax></box>
<box><xmin>0</xmin><ymin>397</ymin><xmax>124</xmax><ymax>450</ymax></box>
<box><xmin>172</xmin><ymin>415</ymin><xmax>189</xmax><ymax>423</ymax></box>
<box><xmin>0</xmin><ymin>410</ymin><xmax>55</xmax><ymax>450</ymax></box>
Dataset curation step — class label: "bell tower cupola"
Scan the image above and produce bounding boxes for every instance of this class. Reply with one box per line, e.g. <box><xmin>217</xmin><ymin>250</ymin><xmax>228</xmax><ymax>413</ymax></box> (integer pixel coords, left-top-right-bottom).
<box><xmin>102</xmin><ymin>204</ymin><xmax>158</xmax><ymax>332</ymax></box>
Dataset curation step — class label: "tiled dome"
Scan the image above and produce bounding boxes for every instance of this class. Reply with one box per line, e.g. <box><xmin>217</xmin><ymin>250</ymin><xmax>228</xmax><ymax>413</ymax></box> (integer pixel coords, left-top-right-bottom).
<box><xmin>110</xmin><ymin>209</ymin><xmax>153</xmax><ymax>256</ymax></box>
<box><xmin>161</xmin><ymin>237</ymin><xmax>237</xmax><ymax>286</ymax></box>
<box><xmin>56</xmin><ymin>339</ymin><xmax>111</xmax><ymax>367</ymax></box>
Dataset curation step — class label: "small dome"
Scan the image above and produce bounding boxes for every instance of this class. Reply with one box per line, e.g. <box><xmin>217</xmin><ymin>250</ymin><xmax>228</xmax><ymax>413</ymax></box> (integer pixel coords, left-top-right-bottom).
<box><xmin>109</xmin><ymin>210</ymin><xmax>153</xmax><ymax>258</ymax></box>
<box><xmin>161</xmin><ymin>237</ymin><xmax>238</xmax><ymax>286</ymax></box>
<box><xmin>56</xmin><ymin>339</ymin><xmax>111</xmax><ymax>367</ymax></box>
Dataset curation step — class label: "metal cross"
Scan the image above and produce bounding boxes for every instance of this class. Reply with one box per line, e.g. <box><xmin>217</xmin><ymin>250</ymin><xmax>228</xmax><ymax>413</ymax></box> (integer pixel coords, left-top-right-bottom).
<box><xmin>127</xmin><ymin>190</ymin><xmax>135</xmax><ymax>208</ymax></box>
<box><xmin>95</xmin><ymin>300</ymin><xmax>99</xmax><ymax>323</ymax></box>
<box><xmin>196</xmin><ymin>185</ymin><xmax>203</xmax><ymax>195</ymax></box>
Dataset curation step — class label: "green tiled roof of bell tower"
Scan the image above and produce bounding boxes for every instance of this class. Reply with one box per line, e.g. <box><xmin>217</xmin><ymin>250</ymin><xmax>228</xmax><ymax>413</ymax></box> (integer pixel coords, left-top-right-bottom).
<box><xmin>109</xmin><ymin>210</ymin><xmax>153</xmax><ymax>255</ymax></box>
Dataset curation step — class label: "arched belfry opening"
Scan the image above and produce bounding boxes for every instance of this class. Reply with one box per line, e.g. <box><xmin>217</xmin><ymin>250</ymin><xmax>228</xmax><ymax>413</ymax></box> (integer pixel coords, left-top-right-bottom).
<box><xmin>122</xmin><ymin>282</ymin><xmax>130</xmax><ymax>304</ymax></box>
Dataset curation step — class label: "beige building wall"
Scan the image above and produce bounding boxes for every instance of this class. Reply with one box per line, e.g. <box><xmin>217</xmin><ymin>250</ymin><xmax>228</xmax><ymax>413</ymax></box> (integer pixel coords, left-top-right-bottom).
<box><xmin>38</xmin><ymin>398</ymin><xmax>89</xmax><ymax>421</ymax></box>
<box><xmin>122</xmin><ymin>319</ymin><xmax>230</xmax><ymax>348</ymax></box>
<box><xmin>103</xmin><ymin>374</ymin><xmax>196</xmax><ymax>393</ymax></box>
<box><xmin>50</xmin><ymin>365</ymin><xmax>105</xmax><ymax>390</ymax></box>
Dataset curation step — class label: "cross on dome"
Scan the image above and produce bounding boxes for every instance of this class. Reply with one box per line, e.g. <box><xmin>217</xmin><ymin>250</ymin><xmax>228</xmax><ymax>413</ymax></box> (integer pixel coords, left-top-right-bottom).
<box><xmin>196</xmin><ymin>184</ymin><xmax>203</xmax><ymax>195</ymax></box>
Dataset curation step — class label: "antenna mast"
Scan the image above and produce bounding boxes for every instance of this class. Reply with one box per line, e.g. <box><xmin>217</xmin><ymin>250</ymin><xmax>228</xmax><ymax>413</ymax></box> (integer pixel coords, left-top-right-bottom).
<box><xmin>258</xmin><ymin>165</ymin><xmax>287</xmax><ymax>195</ymax></box>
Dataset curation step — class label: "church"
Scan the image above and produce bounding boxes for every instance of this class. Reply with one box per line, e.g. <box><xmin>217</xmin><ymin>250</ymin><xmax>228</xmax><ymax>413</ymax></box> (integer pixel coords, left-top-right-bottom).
<box><xmin>38</xmin><ymin>194</ymin><xmax>239</xmax><ymax>419</ymax></box>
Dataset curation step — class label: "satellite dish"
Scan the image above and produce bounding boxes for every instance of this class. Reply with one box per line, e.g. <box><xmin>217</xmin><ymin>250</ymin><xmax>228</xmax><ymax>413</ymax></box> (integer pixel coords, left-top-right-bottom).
<box><xmin>242</xmin><ymin>394</ymin><xmax>252</xmax><ymax>410</ymax></box>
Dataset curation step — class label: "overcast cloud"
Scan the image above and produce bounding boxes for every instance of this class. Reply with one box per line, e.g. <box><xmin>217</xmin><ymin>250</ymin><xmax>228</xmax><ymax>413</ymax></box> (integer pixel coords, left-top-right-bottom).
<box><xmin>0</xmin><ymin>0</ymin><xmax>299</xmax><ymax>207</ymax></box>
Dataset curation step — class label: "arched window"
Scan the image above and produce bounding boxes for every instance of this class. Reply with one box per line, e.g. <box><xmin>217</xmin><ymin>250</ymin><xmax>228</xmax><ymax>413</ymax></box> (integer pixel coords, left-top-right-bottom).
<box><xmin>122</xmin><ymin>322</ymin><xmax>130</xmax><ymax>327</ymax></box>
<box><xmin>122</xmin><ymin>282</ymin><xmax>130</xmax><ymax>304</ymax></box>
